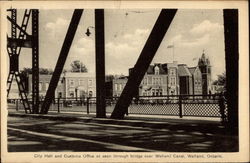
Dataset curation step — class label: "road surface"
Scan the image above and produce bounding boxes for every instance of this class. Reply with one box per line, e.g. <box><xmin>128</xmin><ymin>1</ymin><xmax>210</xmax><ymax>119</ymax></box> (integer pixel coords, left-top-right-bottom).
<box><xmin>7</xmin><ymin>115</ymin><xmax>238</xmax><ymax>152</ymax></box>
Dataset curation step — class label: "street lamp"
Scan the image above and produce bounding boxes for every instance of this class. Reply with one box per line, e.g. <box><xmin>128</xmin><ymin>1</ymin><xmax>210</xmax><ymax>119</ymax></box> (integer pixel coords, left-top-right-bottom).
<box><xmin>85</xmin><ymin>26</ymin><xmax>95</xmax><ymax>37</ymax></box>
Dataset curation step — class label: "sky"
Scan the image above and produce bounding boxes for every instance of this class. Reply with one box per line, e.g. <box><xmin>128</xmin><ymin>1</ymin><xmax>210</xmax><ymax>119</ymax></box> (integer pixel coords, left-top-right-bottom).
<box><xmin>13</xmin><ymin>9</ymin><xmax>225</xmax><ymax>81</ymax></box>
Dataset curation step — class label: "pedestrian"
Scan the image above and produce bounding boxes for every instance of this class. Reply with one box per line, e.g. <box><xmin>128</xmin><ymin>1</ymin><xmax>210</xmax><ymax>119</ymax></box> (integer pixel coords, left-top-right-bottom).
<box><xmin>219</xmin><ymin>95</ymin><xmax>226</xmax><ymax>124</ymax></box>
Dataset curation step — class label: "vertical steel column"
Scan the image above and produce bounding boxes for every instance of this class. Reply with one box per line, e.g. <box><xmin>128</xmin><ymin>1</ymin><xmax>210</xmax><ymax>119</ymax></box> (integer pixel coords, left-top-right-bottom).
<box><xmin>7</xmin><ymin>9</ymin><xmax>17</xmax><ymax>97</ymax></box>
<box><xmin>95</xmin><ymin>9</ymin><xmax>106</xmax><ymax>118</ymax></box>
<box><xmin>223</xmin><ymin>9</ymin><xmax>239</xmax><ymax>135</ymax></box>
<box><xmin>11</xmin><ymin>9</ymin><xmax>17</xmax><ymax>62</ymax></box>
<box><xmin>32</xmin><ymin>9</ymin><xmax>39</xmax><ymax>113</ymax></box>
<box><xmin>40</xmin><ymin>9</ymin><xmax>83</xmax><ymax>114</ymax></box>
<box><xmin>111</xmin><ymin>9</ymin><xmax>177</xmax><ymax>119</ymax></box>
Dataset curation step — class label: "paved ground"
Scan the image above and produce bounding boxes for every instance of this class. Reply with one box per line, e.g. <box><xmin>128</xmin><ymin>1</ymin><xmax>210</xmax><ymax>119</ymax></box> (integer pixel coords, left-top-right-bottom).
<box><xmin>7</xmin><ymin>112</ymin><xmax>238</xmax><ymax>152</ymax></box>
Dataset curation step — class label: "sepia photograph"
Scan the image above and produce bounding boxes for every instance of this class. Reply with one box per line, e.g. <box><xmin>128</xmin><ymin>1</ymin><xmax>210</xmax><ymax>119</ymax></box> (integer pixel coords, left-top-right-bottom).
<box><xmin>1</xmin><ymin>1</ymin><xmax>249</xmax><ymax>163</ymax></box>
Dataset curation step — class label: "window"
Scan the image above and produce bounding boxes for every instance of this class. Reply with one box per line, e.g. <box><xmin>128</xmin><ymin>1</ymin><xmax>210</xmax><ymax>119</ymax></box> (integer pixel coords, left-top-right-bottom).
<box><xmin>152</xmin><ymin>89</ymin><xmax>155</xmax><ymax>96</ymax></box>
<box><xmin>89</xmin><ymin>91</ymin><xmax>93</xmax><ymax>97</ymax></box>
<box><xmin>170</xmin><ymin>77</ymin><xmax>176</xmax><ymax>85</ymax></box>
<box><xmin>69</xmin><ymin>91</ymin><xmax>74</xmax><ymax>97</ymax></box>
<box><xmin>159</xmin><ymin>89</ymin><xmax>163</xmax><ymax>96</ymax></box>
<box><xmin>70</xmin><ymin>79</ymin><xmax>74</xmax><ymax>86</ymax></box>
<box><xmin>115</xmin><ymin>84</ymin><xmax>118</xmax><ymax>91</ymax></box>
<box><xmin>58</xmin><ymin>92</ymin><xmax>62</xmax><ymax>98</ymax></box>
<box><xmin>79</xmin><ymin>79</ymin><xmax>84</xmax><ymax>85</ymax></box>
<box><xmin>88</xmin><ymin>79</ymin><xmax>93</xmax><ymax>87</ymax></box>
<box><xmin>170</xmin><ymin>69</ymin><xmax>175</xmax><ymax>75</ymax></box>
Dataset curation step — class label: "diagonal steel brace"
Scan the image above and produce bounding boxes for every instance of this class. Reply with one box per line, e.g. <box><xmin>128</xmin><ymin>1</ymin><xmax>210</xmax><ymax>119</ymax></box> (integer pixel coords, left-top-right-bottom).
<box><xmin>40</xmin><ymin>9</ymin><xmax>83</xmax><ymax>114</ymax></box>
<box><xmin>111</xmin><ymin>9</ymin><xmax>177</xmax><ymax>119</ymax></box>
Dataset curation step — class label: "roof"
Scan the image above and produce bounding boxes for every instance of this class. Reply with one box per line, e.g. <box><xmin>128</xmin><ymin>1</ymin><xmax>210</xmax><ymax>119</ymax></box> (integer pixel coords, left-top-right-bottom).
<box><xmin>146</xmin><ymin>64</ymin><xmax>168</xmax><ymax>75</ymax></box>
<box><xmin>188</xmin><ymin>67</ymin><xmax>197</xmax><ymax>75</ymax></box>
<box><xmin>178</xmin><ymin>64</ymin><xmax>191</xmax><ymax>77</ymax></box>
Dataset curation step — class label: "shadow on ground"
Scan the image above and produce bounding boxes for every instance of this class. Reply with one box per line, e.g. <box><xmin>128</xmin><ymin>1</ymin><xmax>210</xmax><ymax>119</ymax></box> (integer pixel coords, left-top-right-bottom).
<box><xmin>8</xmin><ymin>116</ymin><xmax>238</xmax><ymax>152</ymax></box>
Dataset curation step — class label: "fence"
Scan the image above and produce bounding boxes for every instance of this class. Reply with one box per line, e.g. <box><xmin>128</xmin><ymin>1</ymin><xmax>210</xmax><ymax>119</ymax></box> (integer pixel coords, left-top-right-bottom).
<box><xmin>7</xmin><ymin>94</ymin><xmax>227</xmax><ymax>118</ymax></box>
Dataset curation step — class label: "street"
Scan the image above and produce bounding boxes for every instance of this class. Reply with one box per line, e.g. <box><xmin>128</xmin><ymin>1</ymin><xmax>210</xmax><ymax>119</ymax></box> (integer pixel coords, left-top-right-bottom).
<box><xmin>7</xmin><ymin>114</ymin><xmax>238</xmax><ymax>152</ymax></box>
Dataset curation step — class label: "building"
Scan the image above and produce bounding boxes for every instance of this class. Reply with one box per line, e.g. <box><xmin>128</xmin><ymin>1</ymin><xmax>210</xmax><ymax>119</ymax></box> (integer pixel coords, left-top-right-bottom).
<box><xmin>188</xmin><ymin>67</ymin><xmax>203</xmax><ymax>95</ymax></box>
<box><xmin>27</xmin><ymin>74</ymin><xmax>64</xmax><ymax>99</ymax></box>
<box><xmin>198</xmin><ymin>51</ymin><xmax>212</xmax><ymax>95</ymax></box>
<box><xmin>105</xmin><ymin>75</ymin><xmax>128</xmax><ymax>97</ymax></box>
<box><xmin>178</xmin><ymin>64</ymin><xmax>193</xmax><ymax>95</ymax></box>
<box><xmin>63</xmin><ymin>72</ymin><xmax>96</xmax><ymax>98</ymax></box>
<box><xmin>166</xmin><ymin>62</ymin><xmax>179</xmax><ymax>95</ymax></box>
<box><xmin>25</xmin><ymin>72</ymin><xmax>95</xmax><ymax>99</ymax></box>
<box><xmin>129</xmin><ymin>63</ymin><xmax>179</xmax><ymax>96</ymax></box>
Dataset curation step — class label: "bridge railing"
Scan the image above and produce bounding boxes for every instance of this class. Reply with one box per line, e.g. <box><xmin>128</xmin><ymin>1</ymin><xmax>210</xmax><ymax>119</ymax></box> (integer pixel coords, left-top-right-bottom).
<box><xmin>7</xmin><ymin>94</ymin><xmax>227</xmax><ymax>118</ymax></box>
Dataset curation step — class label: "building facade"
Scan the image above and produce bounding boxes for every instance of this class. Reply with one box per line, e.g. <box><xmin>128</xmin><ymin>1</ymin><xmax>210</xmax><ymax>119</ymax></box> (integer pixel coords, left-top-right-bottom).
<box><xmin>28</xmin><ymin>74</ymin><xmax>64</xmax><ymax>99</ymax></box>
<box><xmin>25</xmin><ymin>72</ymin><xmax>95</xmax><ymax>99</ymax></box>
<box><xmin>63</xmin><ymin>72</ymin><xmax>96</xmax><ymax>98</ymax></box>
<box><xmin>178</xmin><ymin>64</ymin><xmax>193</xmax><ymax>95</ymax></box>
<box><xmin>188</xmin><ymin>67</ymin><xmax>203</xmax><ymax>95</ymax></box>
<box><xmin>166</xmin><ymin>62</ymin><xmax>179</xmax><ymax>95</ymax></box>
<box><xmin>112</xmin><ymin>76</ymin><xmax>128</xmax><ymax>97</ymax></box>
<box><xmin>139</xmin><ymin>64</ymin><xmax>168</xmax><ymax>96</ymax></box>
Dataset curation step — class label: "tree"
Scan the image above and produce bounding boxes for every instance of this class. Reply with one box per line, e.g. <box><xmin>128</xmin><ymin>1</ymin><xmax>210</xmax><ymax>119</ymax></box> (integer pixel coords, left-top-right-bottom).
<box><xmin>213</xmin><ymin>72</ymin><xmax>226</xmax><ymax>86</ymax></box>
<box><xmin>70</xmin><ymin>60</ymin><xmax>88</xmax><ymax>72</ymax></box>
<box><xmin>20</xmin><ymin>67</ymin><xmax>54</xmax><ymax>75</ymax></box>
<box><xmin>213</xmin><ymin>72</ymin><xmax>226</xmax><ymax>92</ymax></box>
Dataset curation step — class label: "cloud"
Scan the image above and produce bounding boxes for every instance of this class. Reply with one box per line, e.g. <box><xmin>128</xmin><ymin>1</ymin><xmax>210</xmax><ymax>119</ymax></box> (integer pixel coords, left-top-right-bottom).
<box><xmin>169</xmin><ymin>34</ymin><xmax>210</xmax><ymax>48</ymax></box>
<box><xmin>44</xmin><ymin>18</ymin><xmax>69</xmax><ymax>38</ymax></box>
<box><xmin>105</xmin><ymin>41</ymin><xmax>142</xmax><ymax>75</ymax></box>
<box><xmin>170</xmin><ymin>34</ymin><xmax>183</xmax><ymax>43</ymax></box>
<box><xmin>190</xmin><ymin>20</ymin><xmax>223</xmax><ymax>35</ymax></box>
<box><xmin>181</xmin><ymin>34</ymin><xmax>210</xmax><ymax>47</ymax></box>
<box><xmin>123</xmin><ymin>28</ymin><xmax>150</xmax><ymax>46</ymax></box>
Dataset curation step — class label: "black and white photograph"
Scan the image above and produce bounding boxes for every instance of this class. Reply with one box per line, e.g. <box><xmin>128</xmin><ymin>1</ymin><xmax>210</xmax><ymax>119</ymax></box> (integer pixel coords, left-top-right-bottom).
<box><xmin>1</xmin><ymin>1</ymin><xmax>249</xmax><ymax>163</ymax></box>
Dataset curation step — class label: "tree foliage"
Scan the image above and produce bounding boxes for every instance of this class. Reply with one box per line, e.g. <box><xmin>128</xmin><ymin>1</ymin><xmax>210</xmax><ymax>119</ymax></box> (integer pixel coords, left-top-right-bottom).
<box><xmin>70</xmin><ymin>60</ymin><xmax>88</xmax><ymax>72</ymax></box>
<box><xmin>213</xmin><ymin>72</ymin><xmax>226</xmax><ymax>86</ymax></box>
<box><xmin>213</xmin><ymin>72</ymin><xmax>226</xmax><ymax>93</ymax></box>
<box><xmin>20</xmin><ymin>67</ymin><xmax>54</xmax><ymax>75</ymax></box>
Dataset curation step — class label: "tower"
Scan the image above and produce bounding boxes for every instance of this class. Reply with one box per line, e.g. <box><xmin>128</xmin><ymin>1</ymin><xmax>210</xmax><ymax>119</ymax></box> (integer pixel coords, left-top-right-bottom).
<box><xmin>198</xmin><ymin>50</ymin><xmax>212</xmax><ymax>95</ymax></box>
